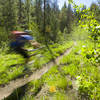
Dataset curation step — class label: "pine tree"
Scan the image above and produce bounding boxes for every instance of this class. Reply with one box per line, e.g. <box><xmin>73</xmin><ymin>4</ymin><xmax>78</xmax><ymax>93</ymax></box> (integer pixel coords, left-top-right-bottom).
<box><xmin>66</xmin><ymin>3</ymin><xmax>73</xmax><ymax>33</ymax></box>
<box><xmin>1</xmin><ymin>0</ymin><xmax>18</xmax><ymax>31</ymax></box>
<box><xmin>34</xmin><ymin>0</ymin><xmax>43</xmax><ymax>30</ymax></box>
<box><xmin>49</xmin><ymin>0</ymin><xmax>59</xmax><ymax>42</ymax></box>
<box><xmin>59</xmin><ymin>2</ymin><xmax>68</xmax><ymax>32</ymax></box>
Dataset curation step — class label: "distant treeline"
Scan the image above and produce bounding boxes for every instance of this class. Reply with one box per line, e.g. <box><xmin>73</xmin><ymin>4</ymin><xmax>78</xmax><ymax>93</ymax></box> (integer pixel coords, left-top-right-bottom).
<box><xmin>0</xmin><ymin>0</ymin><xmax>99</xmax><ymax>43</ymax></box>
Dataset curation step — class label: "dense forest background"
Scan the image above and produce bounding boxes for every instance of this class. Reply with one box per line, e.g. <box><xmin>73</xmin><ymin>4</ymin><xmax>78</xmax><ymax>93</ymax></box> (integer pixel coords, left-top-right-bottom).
<box><xmin>0</xmin><ymin>0</ymin><xmax>99</xmax><ymax>45</ymax></box>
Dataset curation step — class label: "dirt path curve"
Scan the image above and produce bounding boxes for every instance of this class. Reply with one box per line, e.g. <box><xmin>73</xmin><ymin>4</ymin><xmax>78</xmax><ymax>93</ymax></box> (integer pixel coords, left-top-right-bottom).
<box><xmin>0</xmin><ymin>42</ymin><xmax>76</xmax><ymax>100</ymax></box>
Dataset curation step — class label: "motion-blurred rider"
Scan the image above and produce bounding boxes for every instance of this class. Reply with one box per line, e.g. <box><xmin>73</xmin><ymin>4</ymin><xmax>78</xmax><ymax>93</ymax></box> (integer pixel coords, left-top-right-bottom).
<box><xmin>10</xmin><ymin>30</ymin><xmax>40</xmax><ymax>63</ymax></box>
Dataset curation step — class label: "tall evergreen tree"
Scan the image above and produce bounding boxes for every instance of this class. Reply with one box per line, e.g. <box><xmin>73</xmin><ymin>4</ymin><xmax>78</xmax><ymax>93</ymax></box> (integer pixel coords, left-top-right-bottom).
<box><xmin>1</xmin><ymin>0</ymin><xmax>18</xmax><ymax>31</ymax></box>
<box><xmin>34</xmin><ymin>0</ymin><xmax>43</xmax><ymax>30</ymax></box>
<box><xmin>49</xmin><ymin>0</ymin><xmax>59</xmax><ymax>42</ymax></box>
<box><xmin>59</xmin><ymin>2</ymin><xmax>68</xmax><ymax>32</ymax></box>
<box><xmin>66</xmin><ymin>3</ymin><xmax>73</xmax><ymax>33</ymax></box>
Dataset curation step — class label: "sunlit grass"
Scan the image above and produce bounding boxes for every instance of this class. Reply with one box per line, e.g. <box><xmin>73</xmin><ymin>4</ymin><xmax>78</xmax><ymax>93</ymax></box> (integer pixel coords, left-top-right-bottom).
<box><xmin>0</xmin><ymin>41</ymin><xmax>73</xmax><ymax>85</ymax></box>
<box><xmin>12</xmin><ymin>40</ymin><xmax>100</xmax><ymax>100</ymax></box>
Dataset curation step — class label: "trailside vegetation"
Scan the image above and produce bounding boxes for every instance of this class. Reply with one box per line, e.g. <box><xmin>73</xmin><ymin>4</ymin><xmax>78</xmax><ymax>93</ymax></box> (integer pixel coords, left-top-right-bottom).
<box><xmin>0</xmin><ymin>0</ymin><xmax>100</xmax><ymax>100</ymax></box>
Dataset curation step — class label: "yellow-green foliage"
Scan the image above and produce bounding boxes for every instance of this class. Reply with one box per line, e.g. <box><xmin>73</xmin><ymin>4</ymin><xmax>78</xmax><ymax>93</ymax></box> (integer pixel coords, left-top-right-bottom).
<box><xmin>42</xmin><ymin>66</ymin><xmax>67</xmax><ymax>90</ymax></box>
<box><xmin>0</xmin><ymin>41</ymin><xmax>73</xmax><ymax>85</ymax></box>
<box><xmin>62</xmin><ymin>64</ymin><xmax>78</xmax><ymax>77</ymax></box>
<box><xmin>0</xmin><ymin>54</ymin><xmax>25</xmax><ymax>85</ymax></box>
<box><xmin>71</xmin><ymin>26</ymin><xmax>89</xmax><ymax>40</ymax></box>
<box><xmin>59</xmin><ymin>40</ymin><xmax>100</xmax><ymax>99</ymax></box>
<box><xmin>28</xmin><ymin>79</ymin><xmax>43</xmax><ymax>94</ymax></box>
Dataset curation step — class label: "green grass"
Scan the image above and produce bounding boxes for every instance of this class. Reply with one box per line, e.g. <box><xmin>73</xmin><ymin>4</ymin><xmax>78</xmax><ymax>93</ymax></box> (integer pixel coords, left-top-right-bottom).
<box><xmin>6</xmin><ymin>40</ymin><xmax>100</xmax><ymax>100</ymax></box>
<box><xmin>0</xmin><ymin>41</ymin><xmax>73</xmax><ymax>85</ymax></box>
<box><xmin>42</xmin><ymin>66</ymin><xmax>68</xmax><ymax>90</ymax></box>
<box><xmin>29</xmin><ymin>41</ymin><xmax>74</xmax><ymax>69</ymax></box>
<box><xmin>2</xmin><ymin>26</ymin><xmax>100</xmax><ymax>99</ymax></box>
<box><xmin>19</xmin><ymin>65</ymin><xmax>69</xmax><ymax>100</ymax></box>
<box><xmin>0</xmin><ymin>54</ymin><xmax>25</xmax><ymax>85</ymax></box>
<box><xmin>59</xmin><ymin>40</ymin><xmax>100</xmax><ymax>99</ymax></box>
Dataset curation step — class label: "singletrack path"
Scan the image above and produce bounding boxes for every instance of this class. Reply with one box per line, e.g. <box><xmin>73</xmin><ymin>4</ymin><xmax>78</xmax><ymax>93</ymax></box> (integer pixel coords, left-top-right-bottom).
<box><xmin>0</xmin><ymin>42</ymin><xmax>76</xmax><ymax>100</ymax></box>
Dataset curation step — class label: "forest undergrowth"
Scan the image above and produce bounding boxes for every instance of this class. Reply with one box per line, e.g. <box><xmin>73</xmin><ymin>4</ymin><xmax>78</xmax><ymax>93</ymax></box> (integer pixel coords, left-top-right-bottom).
<box><xmin>0</xmin><ymin>40</ymin><xmax>73</xmax><ymax>86</ymax></box>
<box><xmin>1</xmin><ymin>23</ymin><xmax>100</xmax><ymax>100</ymax></box>
<box><xmin>5</xmin><ymin>39</ymin><xmax>100</xmax><ymax>100</ymax></box>
<box><xmin>0</xmin><ymin>0</ymin><xmax>100</xmax><ymax>99</ymax></box>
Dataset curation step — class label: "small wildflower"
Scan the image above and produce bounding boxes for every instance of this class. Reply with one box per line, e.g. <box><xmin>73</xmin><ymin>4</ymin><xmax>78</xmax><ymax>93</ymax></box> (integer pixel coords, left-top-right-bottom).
<box><xmin>76</xmin><ymin>76</ymin><xmax>80</xmax><ymax>79</ymax></box>
<box><xmin>49</xmin><ymin>86</ymin><xmax>56</xmax><ymax>93</ymax></box>
<box><xmin>96</xmin><ymin>26</ymin><xmax>100</xmax><ymax>29</ymax></box>
<box><xmin>94</xmin><ymin>50</ymin><xmax>96</xmax><ymax>53</ymax></box>
<box><xmin>82</xmin><ymin>45</ymin><xmax>86</xmax><ymax>48</ymax></box>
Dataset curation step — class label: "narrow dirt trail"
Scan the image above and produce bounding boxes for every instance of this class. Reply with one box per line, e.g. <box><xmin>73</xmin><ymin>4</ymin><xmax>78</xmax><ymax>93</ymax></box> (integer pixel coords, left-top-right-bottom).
<box><xmin>0</xmin><ymin>42</ymin><xmax>76</xmax><ymax>100</ymax></box>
